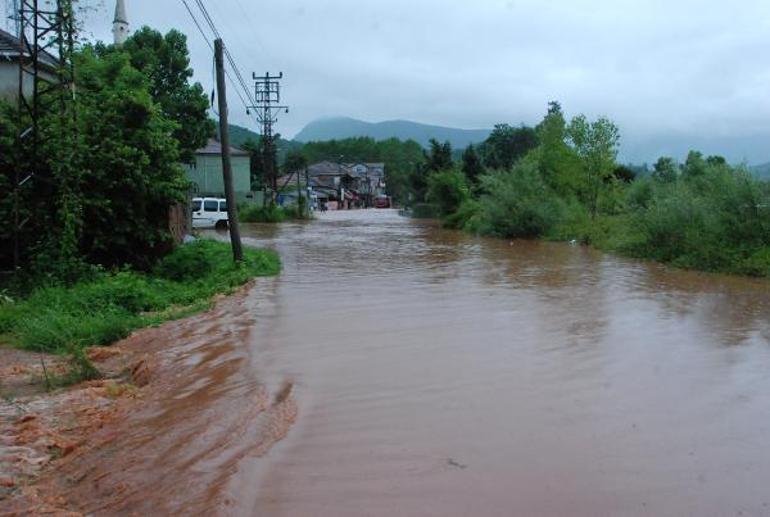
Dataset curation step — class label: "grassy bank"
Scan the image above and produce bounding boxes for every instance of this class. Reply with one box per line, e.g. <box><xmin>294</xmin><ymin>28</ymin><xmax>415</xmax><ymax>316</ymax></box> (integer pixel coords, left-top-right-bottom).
<box><xmin>0</xmin><ymin>240</ymin><xmax>280</xmax><ymax>355</ymax></box>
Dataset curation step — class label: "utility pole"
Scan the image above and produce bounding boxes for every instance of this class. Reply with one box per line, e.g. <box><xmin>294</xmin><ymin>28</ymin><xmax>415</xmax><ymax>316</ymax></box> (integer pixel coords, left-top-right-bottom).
<box><xmin>214</xmin><ymin>38</ymin><xmax>243</xmax><ymax>263</ymax></box>
<box><xmin>249</xmin><ymin>72</ymin><xmax>288</xmax><ymax>206</ymax></box>
<box><xmin>295</xmin><ymin>166</ymin><xmax>302</xmax><ymax>217</ymax></box>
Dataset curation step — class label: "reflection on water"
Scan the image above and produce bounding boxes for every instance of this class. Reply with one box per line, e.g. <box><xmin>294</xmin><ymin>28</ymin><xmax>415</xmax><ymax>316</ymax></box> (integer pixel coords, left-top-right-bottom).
<box><xmin>218</xmin><ymin>209</ymin><xmax>770</xmax><ymax>517</ymax></box>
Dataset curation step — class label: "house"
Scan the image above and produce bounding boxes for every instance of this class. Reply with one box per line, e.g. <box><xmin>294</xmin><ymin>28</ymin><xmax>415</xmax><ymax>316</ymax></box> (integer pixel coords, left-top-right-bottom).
<box><xmin>304</xmin><ymin>161</ymin><xmax>386</xmax><ymax>209</ymax></box>
<box><xmin>184</xmin><ymin>138</ymin><xmax>257</xmax><ymax>203</ymax></box>
<box><xmin>0</xmin><ymin>27</ymin><xmax>59</xmax><ymax>103</ymax></box>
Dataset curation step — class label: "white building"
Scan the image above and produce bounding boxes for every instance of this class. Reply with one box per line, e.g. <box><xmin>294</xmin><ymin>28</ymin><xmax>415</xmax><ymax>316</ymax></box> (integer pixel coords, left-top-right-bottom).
<box><xmin>0</xmin><ymin>27</ymin><xmax>58</xmax><ymax>103</ymax></box>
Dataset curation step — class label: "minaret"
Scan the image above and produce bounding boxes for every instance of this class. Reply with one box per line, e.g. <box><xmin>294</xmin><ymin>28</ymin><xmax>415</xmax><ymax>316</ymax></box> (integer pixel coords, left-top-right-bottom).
<box><xmin>112</xmin><ymin>0</ymin><xmax>129</xmax><ymax>46</ymax></box>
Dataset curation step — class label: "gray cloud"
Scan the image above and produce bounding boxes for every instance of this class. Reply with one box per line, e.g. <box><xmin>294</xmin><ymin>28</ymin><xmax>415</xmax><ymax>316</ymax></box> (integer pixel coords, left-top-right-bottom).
<box><xmin>15</xmin><ymin>0</ymin><xmax>770</xmax><ymax>162</ymax></box>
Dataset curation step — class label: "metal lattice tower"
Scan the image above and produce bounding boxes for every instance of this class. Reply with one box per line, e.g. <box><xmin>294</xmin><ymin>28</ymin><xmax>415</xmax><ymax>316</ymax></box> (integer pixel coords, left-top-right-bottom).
<box><xmin>5</xmin><ymin>0</ymin><xmax>20</xmax><ymax>35</ymax></box>
<box><xmin>250</xmin><ymin>72</ymin><xmax>288</xmax><ymax>203</ymax></box>
<box><xmin>12</xmin><ymin>0</ymin><xmax>77</xmax><ymax>268</ymax></box>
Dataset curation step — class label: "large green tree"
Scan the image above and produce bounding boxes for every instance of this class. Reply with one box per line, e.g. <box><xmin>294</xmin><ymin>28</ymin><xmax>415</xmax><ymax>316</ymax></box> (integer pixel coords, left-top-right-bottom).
<box><xmin>461</xmin><ymin>144</ymin><xmax>484</xmax><ymax>187</ymax></box>
<box><xmin>567</xmin><ymin>115</ymin><xmax>620</xmax><ymax>217</ymax></box>
<box><xmin>74</xmin><ymin>48</ymin><xmax>188</xmax><ymax>268</ymax></box>
<box><xmin>534</xmin><ymin>101</ymin><xmax>582</xmax><ymax>195</ymax></box>
<box><xmin>480</xmin><ymin>123</ymin><xmax>538</xmax><ymax>170</ymax></box>
<box><xmin>117</xmin><ymin>27</ymin><xmax>214</xmax><ymax>162</ymax></box>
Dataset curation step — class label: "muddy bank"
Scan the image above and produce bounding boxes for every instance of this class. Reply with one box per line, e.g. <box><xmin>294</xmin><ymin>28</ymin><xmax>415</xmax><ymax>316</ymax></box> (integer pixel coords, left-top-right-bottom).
<box><xmin>1</xmin><ymin>281</ymin><xmax>296</xmax><ymax>515</ymax></box>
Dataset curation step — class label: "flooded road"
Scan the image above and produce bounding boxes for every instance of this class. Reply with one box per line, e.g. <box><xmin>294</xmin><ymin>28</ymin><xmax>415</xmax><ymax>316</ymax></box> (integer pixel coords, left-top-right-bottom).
<box><xmin>29</xmin><ymin>209</ymin><xmax>770</xmax><ymax>516</ymax></box>
<box><xmin>228</xmin><ymin>209</ymin><xmax>770</xmax><ymax>516</ymax></box>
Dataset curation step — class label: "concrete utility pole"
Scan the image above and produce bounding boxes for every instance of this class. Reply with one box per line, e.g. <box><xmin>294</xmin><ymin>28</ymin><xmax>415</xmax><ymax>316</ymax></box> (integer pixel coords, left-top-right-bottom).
<box><xmin>214</xmin><ymin>38</ymin><xmax>243</xmax><ymax>263</ymax></box>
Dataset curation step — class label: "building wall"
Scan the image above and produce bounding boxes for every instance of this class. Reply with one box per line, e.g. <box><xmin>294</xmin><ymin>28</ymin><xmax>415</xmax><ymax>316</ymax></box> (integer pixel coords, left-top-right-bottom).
<box><xmin>184</xmin><ymin>154</ymin><xmax>251</xmax><ymax>198</ymax></box>
<box><xmin>0</xmin><ymin>62</ymin><xmax>58</xmax><ymax>103</ymax></box>
<box><xmin>0</xmin><ymin>63</ymin><xmax>22</xmax><ymax>101</ymax></box>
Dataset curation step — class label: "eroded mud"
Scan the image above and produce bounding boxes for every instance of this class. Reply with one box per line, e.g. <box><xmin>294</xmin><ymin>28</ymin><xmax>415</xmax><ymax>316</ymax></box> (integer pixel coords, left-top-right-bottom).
<box><xmin>1</xmin><ymin>284</ymin><xmax>296</xmax><ymax>515</ymax></box>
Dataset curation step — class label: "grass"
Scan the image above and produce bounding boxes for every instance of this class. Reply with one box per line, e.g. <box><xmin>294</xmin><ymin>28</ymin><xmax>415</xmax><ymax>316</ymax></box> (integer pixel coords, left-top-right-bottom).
<box><xmin>0</xmin><ymin>240</ymin><xmax>280</xmax><ymax>355</ymax></box>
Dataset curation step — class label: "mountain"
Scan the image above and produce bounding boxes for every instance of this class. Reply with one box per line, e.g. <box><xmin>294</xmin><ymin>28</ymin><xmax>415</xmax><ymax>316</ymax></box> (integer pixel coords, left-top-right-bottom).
<box><xmin>294</xmin><ymin>117</ymin><xmax>491</xmax><ymax>149</ymax></box>
<box><xmin>224</xmin><ymin>124</ymin><xmax>302</xmax><ymax>160</ymax></box>
<box><xmin>227</xmin><ymin>124</ymin><xmax>260</xmax><ymax>148</ymax></box>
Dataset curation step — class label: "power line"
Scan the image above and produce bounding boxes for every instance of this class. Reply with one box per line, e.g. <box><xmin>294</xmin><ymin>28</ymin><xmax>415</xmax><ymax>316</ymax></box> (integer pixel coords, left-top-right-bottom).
<box><xmin>178</xmin><ymin>0</ymin><xmax>255</xmax><ymax>121</ymax></box>
<box><xmin>192</xmin><ymin>0</ymin><xmax>255</xmax><ymax>106</ymax></box>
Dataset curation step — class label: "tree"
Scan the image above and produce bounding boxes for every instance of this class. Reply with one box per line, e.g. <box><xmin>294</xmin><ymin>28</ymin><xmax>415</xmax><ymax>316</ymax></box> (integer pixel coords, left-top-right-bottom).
<box><xmin>407</xmin><ymin>139</ymin><xmax>454</xmax><ymax>204</ymax></box>
<box><xmin>461</xmin><ymin>144</ymin><xmax>484</xmax><ymax>187</ymax></box>
<box><xmin>480</xmin><ymin>123</ymin><xmax>538</xmax><ymax>170</ymax></box>
<box><xmin>118</xmin><ymin>27</ymin><xmax>215</xmax><ymax>162</ymax></box>
<box><xmin>652</xmin><ymin>157</ymin><xmax>678</xmax><ymax>183</ymax></box>
<box><xmin>427</xmin><ymin>168</ymin><xmax>469</xmax><ymax>217</ymax></box>
<box><xmin>681</xmin><ymin>151</ymin><xmax>707</xmax><ymax>180</ymax></box>
<box><xmin>567</xmin><ymin>115</ymin><xmax>620</xmax><ymax>217</ymax></box>
<box><xmin>240</xmin><ymin>137</ymin><xmax>264</xmax><ymax>190</ymax></box>
<box><xmin>74</xmin><ymin>48</ymin><xmax>188</xmax><ymax>268</ymax></box>
<box><xmin>612</xmin><ymin>165</ymin><xmax>636</xmax><ymax>183</ymax></box>
<box><xmin>426</xmin><ymin>139</ymin><xmax>453</xmax><ymax>172</ymax></box>
<box><xmin>534</xmin><ymin>101</ymin><xmax>582</xmax><ymax>194</ymax></box>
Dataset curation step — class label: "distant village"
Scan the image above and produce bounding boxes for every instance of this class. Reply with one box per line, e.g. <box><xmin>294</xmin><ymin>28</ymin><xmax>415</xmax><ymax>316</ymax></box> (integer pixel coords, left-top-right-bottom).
<box><xmin>184</xmin><ymin>139</ymin><xmax>388</xmax><ymax>211</ymax></box>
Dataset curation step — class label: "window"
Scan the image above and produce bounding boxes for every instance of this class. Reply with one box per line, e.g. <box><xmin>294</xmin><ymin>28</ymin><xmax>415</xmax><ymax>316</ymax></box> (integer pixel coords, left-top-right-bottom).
<box><xmin>192</xmin><ymin>200</ymin><xmax>202</xmax><ymax>212</ymax></box>
<box><xmin>204</xmin><ymin>200</ymin><xmax>218</xmax><ymax>212</ymax></box>
<box><xmin>219</xmin><ymin>201</ymin><xmax>228</xmax><ymax>212</ymax></box>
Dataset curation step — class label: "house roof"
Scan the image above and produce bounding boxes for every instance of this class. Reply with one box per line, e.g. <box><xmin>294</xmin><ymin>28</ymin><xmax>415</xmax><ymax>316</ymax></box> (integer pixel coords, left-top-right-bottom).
<box><xmin>0</xmin><ymin>27</ymin><xmax>59</xmax><ymax>69</ymax></box>
<box><xmin>196</xmin><ymin>138</ymin><xmax>250</xmax><ymax>157</ymax></box>
<box><xmin>0</xmin><ymin>28</ymin><xmax>18</xmax><ymax>56</ymax></box>
<box><xmin>307</xmin><ymin>161</ymin><xmax>386</xmax><ymax>177</ymax></box>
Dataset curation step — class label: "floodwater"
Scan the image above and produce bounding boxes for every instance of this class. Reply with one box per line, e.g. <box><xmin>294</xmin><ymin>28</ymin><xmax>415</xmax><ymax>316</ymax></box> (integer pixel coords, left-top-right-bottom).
<box><xmin>235</xmin><ymin>210</ymin><xmax>770</xmax><ymax>516</ymax></box>
<box><xmin>52</xmin><ymin>209</ymin><xmax>770</xmax><ymax>516</ymax></box>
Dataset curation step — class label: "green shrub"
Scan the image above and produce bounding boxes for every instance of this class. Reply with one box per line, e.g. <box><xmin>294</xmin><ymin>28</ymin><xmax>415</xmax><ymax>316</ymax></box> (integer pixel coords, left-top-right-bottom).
<box><xmin>445</xmin><ymin>199</ymin><xmax>482</xmax><ymax>230</ymax></box>
<box><xmin>471</xmin><ymin>162</ymin><xmax>565</xmax><ymax>238</ymax></box>
<box><xmin>0</xmin><ymin>240</ymin><xmax>280</xmax><ymax>354</ymax></box>
<box><xmin>427</xmin><ymin>168</ymin><xmax>470</xmax><ymax>218</ymax></box>
<box><xmin>154</xmin><ymin>240</ymin><xmax>215</xmax><ymax>280</ymax></box>
<box><xmin>620</xmin><ymin>164</ymin><xmax>770</xmax><ymax>274</ymax></box>
<box><xmin>239</xmin><ymin>204</ymin><xmax>287</xmax><ymax>223</ymax></box>
<box><xmin>737</xmin><ymin>247</ymin><xmax>770</xmax><ymax>277</ymax></box>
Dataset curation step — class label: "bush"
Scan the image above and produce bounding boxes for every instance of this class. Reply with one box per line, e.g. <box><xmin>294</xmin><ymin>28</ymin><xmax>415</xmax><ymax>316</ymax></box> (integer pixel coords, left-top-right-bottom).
<box><xmin>470</xmin><ymin>162</ymin><xmax>565</xmax><ymax>238</ymax></box>
<box><xmin>240</xmin><ymin>204</ymin><xmax>287</xmax><ymax>223</ymax></box>
<box><xmin>0</xmin><ymin>240</ymin><xmax>280</xmax><ymax>354</ymax></box>
<box><xmin>154</xmin><ymin>240</ymin><xmax>215</xmax><ymax>281</ymax></box>
<box><xmin>427</xmin><ymin>168</ymin><xmax>470</xmax><ymax>218</ymax></box>
<box><xmin>620</xmin><ymin>164</ymin><xmax>770</xmax><ymax>274</ymax></box>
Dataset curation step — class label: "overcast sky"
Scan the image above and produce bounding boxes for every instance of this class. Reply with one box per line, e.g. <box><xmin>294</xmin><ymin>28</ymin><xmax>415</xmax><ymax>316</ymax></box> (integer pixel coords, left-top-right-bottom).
<box><xmin>9</xmin><ymin>0</ymin><xmax>770</xmax><ymax>162</ymax></box>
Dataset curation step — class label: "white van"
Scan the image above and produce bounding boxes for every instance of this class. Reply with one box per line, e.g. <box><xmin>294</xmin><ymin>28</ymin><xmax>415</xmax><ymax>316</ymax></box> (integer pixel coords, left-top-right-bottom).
<box><xmin>192</xmin><ymin>197</ymin><xmax>229</xmax><ymax>229</ymax></box>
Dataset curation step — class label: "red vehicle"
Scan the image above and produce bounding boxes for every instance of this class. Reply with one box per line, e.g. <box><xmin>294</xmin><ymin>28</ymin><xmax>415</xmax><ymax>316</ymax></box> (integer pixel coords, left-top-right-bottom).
<box><xmin>374</xmin><ymin>195</ymin><xmax>391</xmax><ymax>209</ymax></box>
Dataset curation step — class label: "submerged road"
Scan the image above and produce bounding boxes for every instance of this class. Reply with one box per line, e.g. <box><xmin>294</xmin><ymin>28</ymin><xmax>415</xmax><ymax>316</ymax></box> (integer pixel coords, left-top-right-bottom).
<box><xmin>233</xmin><ymin>209</ymin><xmax>770</xmax><ymax>516</ymax></box>
<box><xmin>48</xmin><ymin>209</ymin><xmax>770</xmax><ymax>516</ymax></box>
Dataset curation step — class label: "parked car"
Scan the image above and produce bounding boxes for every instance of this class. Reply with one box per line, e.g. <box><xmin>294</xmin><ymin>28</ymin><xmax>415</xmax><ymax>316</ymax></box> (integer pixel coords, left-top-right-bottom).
<box><xmin>192</xmin><ymin>197</ymin><xmax>229</xmax><ymax>229</ymax></box>
<box><xmin>374</xmin><ymin>195</ymin><xmax>391</xmax><ymax>209</ymax></box>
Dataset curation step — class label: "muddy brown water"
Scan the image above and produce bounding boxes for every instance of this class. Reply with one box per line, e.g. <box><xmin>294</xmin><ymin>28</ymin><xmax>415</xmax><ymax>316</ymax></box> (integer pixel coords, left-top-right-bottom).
<box><xmin>51</xmin><ymin>209</ymin><xmax>770</xmax><ymax>516</ymax></box>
